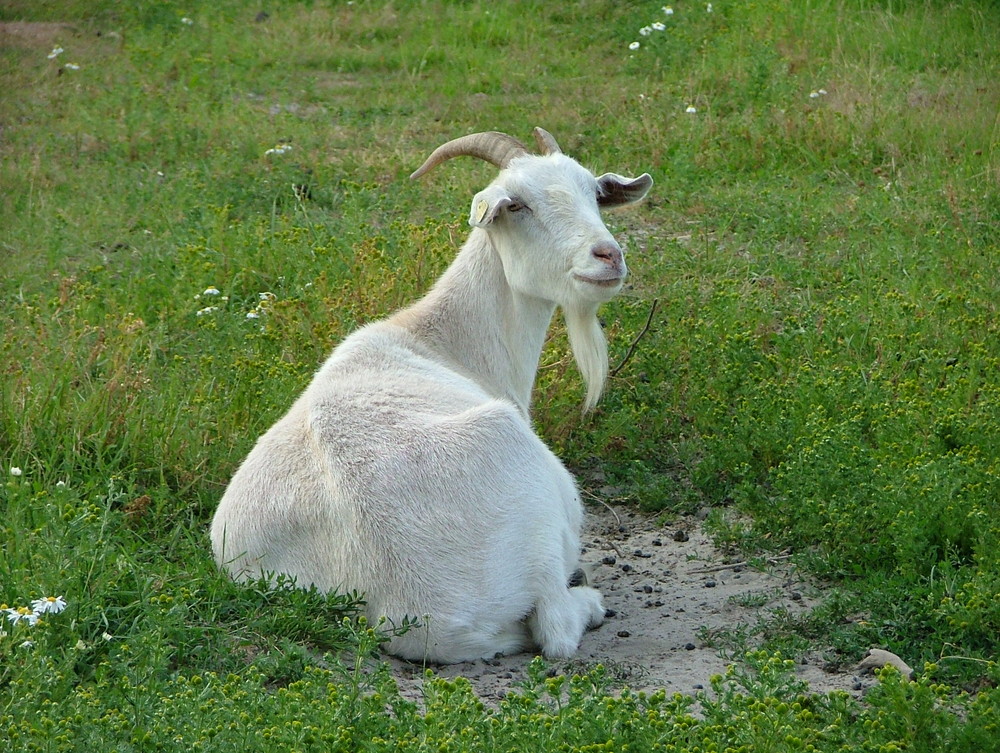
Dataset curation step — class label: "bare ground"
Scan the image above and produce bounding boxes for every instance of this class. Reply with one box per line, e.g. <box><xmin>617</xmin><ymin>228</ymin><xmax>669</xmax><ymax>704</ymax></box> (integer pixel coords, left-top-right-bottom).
<box><xmin>388</xmin><ymin>505</ymin><xmax>874</xmax><ymax>703</ymax></box>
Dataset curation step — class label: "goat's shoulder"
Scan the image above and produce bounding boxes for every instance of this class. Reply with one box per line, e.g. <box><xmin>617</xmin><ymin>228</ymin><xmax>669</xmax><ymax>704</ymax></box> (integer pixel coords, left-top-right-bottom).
<box><xmin>305</xmin><ymin>321</ymin><xmax>502</xmax><ymax>430</ymax></box>
<box><xmin>312</xmin><ymin>322</ymin><xmax>471</xmax><ymax>394</ymax></box>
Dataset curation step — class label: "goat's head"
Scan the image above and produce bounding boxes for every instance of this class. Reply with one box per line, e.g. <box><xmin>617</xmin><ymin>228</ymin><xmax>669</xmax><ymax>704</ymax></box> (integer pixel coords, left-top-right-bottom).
<box><xmin>411</xmin><ymin>127</ymin><xmax>652</xmax><ymax>410</ymax></box>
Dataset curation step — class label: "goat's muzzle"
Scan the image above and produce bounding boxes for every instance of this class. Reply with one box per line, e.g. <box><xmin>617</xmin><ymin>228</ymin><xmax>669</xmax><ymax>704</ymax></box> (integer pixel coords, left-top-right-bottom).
<box><xmin>591</xmin><ymin>241</ymin><xmax>624</xmax><ymax>269</ymax></box>
<box><xmin>580</xmin><ymin>241</ymin><xmax>626</xmax><ymax>285</ymax></box>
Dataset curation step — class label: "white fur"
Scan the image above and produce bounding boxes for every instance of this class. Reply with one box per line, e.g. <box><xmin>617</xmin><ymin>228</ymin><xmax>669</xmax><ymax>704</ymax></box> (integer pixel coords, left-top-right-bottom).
<box><xmin>211</xmin><ymin>139</ymin><xmax>651</xmax><ymax>663</ymax></box>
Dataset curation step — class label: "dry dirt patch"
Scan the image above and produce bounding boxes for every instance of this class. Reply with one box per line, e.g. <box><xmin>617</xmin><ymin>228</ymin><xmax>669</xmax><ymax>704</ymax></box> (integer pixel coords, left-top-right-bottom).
<box><xmin>388</xmin><ymin>505</ymin><xmax>872</xmax><ymax>703</ymax></box>
<box><xmin>0</xmin><ymin>21</ymin><xmax>75</xmax><ymax>47</ymax></box>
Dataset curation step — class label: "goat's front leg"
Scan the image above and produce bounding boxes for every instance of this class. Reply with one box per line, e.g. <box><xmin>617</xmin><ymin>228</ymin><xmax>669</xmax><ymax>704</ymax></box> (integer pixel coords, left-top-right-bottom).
<box><xmin>529</xmin><ymin>583</ymin><xmax>605</xmax><ymax>659</ymax></box>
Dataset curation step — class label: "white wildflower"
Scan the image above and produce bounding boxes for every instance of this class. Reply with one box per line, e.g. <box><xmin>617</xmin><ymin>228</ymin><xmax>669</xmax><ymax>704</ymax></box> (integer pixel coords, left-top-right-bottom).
<box><xmin>181</xmin><ymin>17</ymin><xmax>194</xmax><ymax>25</ymax></box>
<box><xmin>686</xmin><ymin>105</ymin><xmax>698</xmax><ymax>114</ymax></box>
<box><xmin>640</xmin><ymin>25</ymin><xmax>653</xmax><ymax>36</ymax></box>
<box><xmin>64</xmin><ymin>63</ymin><xmax>80</xmax><ymax>71</ymax></box>
<box><xmin>264</xmin><ymin>144</ymin><xmax>293</xmax><ymax>156</ymax></box>
<box><xmin>202</xmin><ymin>286</ymin><xmax>221</xmax><ymax>296</ymax></box>
<box><xmin>663</xmin><ymin>6</ymin><xmax>674</xmax><ymax>14</ymax></box>
<box><xmin>21</xmin><ymin>640</ymin><xmax>35</xmax><ymax>649</ymax></box>
<box><xmin>652</xmin><ymin>22</ymin><xmax>666</xmax><ymax>31</ymax></box>
<box><xmin>246</xmin><ymin>310</ymin><xmax>261</xmax><ymax>320</ymax></box>
<box><xmin>47</xmin><ymin>46</ymin><xmax>64</xmax><ymax>59</ymax></box>
<box><xmin>629</xmin><ymin>41</ymin><xmax>640</xmax><ymax>50</ymax></box>
<box><xmin>818</xmin><ymin>88</ymin><xmax>828</xmax><ymax>96</ymax></box>
<box><xmin>6</xmin><ymin>606</ymin><xmax>39</xmax><ymax>626</ymax></box>
<box><xmin>196</xmin><ymin>306</ymin><xmax>219</xmax><ymax>317</ymax></box>
<box><xmin>809</xmin><ymin>91</ymin><xmax>820</xmax><ymax>98</ymax></box>
<box><xmin>56</xmin><ymin>480</ymin><xmax>66</xmax><ymax>487</ymax></box>
<box><xmin>102</xmin><ymin>632</ymin><xmax>114</xmax><ymax>641</ymax></box>
<box><xmin>10</xmin><ymin>466</ymin><xmax>22</xmax><ymax>477</ymax></box>
<box><xmin>258</xmin><ymin>292</ymin><xmax>276</xmax><ymax>302</ymax></box>
<box><xmin>707</xmin><ymin>3</ymin><xmax>713</xmax><ymax>12</ymax></box>
<box><xmin>31</xmin><ymin>596</ymin><xmax>67</xmax><ymax>615</ymax></box>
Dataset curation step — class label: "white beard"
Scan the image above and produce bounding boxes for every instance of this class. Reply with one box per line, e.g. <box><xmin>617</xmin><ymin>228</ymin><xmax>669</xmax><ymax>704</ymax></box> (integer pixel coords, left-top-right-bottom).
<box><xmin>563</xmin><ymin>302</ymin><xmax>609</xmax><ymax>412</ymax></box>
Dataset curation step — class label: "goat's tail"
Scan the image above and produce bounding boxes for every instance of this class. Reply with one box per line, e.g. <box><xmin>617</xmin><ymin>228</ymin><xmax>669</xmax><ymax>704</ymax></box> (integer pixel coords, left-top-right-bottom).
<box><xmin>563</xmin><ymin>304</ymin><xmax>608</xmax><ymax>413</ymax></box>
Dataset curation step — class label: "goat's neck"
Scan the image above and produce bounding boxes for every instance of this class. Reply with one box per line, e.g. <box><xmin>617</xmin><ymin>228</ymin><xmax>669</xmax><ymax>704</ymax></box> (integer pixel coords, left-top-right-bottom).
<box><xmin>390</xmin><ymin>230</ymin><xmax>554</xmax><ymax>415</ymax></box>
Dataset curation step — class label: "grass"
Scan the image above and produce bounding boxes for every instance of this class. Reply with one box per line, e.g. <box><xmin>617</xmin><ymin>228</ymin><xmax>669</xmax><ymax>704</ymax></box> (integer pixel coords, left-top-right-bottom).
<box><xmin>2</xmin><ymin>0</ymin><xmax>999</xmax><ymax>749</ymax></box>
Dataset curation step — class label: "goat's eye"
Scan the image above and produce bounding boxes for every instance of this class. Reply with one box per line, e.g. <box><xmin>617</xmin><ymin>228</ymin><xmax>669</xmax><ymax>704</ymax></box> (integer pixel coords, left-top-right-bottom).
<box><xmin>507</xmin><ymin>201</ymin><xmax>526</xmax><ymax>213</ymax></box>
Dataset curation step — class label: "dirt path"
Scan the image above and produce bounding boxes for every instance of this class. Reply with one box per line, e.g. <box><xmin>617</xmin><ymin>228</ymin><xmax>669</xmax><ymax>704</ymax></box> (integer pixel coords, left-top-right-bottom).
<box><xmin>388</xmin><ymin>505</ymin><xmax>871</xmax><ymax>702</ymax></box>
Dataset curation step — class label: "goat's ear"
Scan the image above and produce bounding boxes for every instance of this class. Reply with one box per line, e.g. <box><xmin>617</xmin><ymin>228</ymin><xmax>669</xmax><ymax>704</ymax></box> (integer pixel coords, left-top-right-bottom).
<box><xmin>596</xmin><ymin>172</ymin><xmax>653</xmax><ymax>209</ymax></box>
<box><xmin>469</xmin><ymin>185</ymin><xmax>514</xmax><ymax>228</ymax></box>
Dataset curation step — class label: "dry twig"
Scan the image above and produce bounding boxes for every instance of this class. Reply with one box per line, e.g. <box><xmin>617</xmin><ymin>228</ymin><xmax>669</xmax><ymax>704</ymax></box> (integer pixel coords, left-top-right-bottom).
<box><xmin>610</xmin><ymin>298</ymin><xmax>659</xmax><ymax>377</ymax></box>
<box><xmin>687</xmin><ymin>552</ymin><xmax>793</xmax><ymax>575</ymax></box>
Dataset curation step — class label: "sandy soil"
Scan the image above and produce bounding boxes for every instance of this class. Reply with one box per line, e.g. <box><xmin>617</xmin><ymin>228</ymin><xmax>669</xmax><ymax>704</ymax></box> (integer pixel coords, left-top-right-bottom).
<box><xmin>387</xmin><ymin>505</ymin><xmax>873</xmax><ymax>703</ymax></box>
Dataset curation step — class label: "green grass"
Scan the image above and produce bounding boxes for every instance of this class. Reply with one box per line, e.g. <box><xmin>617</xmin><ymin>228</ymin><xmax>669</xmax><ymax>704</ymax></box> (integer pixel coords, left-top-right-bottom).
<box><xmin>2</xmin><ymin>0</ymin><xmax>999</xmax><ymax>749</ymax></box>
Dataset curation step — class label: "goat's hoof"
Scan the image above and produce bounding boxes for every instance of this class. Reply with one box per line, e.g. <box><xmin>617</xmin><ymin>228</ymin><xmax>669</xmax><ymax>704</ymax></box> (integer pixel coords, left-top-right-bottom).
<box><xmin>568</xmin><ymin>568</ymin><xmax>588</xmax><ymax>588</ymax></box>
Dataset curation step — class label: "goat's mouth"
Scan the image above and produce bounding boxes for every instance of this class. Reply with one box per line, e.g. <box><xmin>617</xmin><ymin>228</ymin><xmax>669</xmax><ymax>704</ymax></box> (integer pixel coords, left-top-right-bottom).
<box><xmin>573</xmin><ymin>273</ymin><xmax>625</xmax><ymax>288</ymax></box>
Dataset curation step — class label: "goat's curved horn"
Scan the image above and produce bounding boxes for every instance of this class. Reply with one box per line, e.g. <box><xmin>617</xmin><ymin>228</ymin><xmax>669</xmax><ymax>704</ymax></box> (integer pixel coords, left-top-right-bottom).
<box><xmin>410</xmin><ymin>131</ymin><xmax>529</xmax><ymax>180</ymax></box>
<box><xmin>532</xmin><ymin>127</ymin><xmax>562</xmax><ymax>155</ymax></box>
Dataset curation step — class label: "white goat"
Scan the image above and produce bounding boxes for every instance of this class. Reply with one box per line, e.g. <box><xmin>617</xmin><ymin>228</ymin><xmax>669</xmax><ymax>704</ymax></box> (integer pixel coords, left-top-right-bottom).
<box><xmin>211</xmin><ymin>128</ymin><xmax>652</xmax><ymax>663</ymax></box>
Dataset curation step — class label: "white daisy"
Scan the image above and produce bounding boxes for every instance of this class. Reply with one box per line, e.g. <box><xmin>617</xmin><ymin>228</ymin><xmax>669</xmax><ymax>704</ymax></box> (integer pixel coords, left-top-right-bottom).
<box><xmin>31</xmin><ymin>596</ymin><xmax>67</xmax><ymax>615</ymax></box>
<box><xmin>6</xmin><ymin>606</ymin><xmax>39</xmax><ymax>626</ymax></box>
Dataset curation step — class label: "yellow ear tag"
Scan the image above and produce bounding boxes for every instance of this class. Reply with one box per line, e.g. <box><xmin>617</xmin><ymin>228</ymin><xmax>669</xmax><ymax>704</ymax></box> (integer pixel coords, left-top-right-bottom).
<box><xmin>475</xmin><ymin>199</ymin><xmax>489</xmax><ymax>223</ymax></box>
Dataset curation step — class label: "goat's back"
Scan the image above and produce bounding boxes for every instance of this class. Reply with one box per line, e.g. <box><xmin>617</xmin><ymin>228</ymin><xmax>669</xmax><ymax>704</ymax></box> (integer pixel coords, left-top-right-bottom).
<box><xmin>210</xmin><ymin>323</ymin><xmax>583</xmax><ymax>662</ymax></box>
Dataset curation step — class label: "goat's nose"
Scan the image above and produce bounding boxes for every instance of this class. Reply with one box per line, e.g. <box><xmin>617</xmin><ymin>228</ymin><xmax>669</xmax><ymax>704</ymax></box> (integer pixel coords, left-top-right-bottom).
<box><xmin>591</xmin><ymin>242</ymin><xmax>623</xmax><ymax>268</ymax></box>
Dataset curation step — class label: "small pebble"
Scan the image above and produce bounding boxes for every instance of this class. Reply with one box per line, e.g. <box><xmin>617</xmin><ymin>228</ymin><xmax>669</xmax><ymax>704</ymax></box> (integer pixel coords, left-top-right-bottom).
<box><xmin>693</xmin><ymin>683</ymin><xmax>704</xmax><ymax>690</ymax></box>
<box><xmin>790</xmin><ymin>591</ymin><xmax>802</xmax><ymax>601</ymax></box>
<box><xmin>704</xmin><ymin>579</ymin><xmax>717</xmax><ymax>588</ymax></box>
<box><xmin>642</xmin><ymin>584</ymin><xmax>653</xmax><ymax>593</ymax></box>
<box><xmin>602</xmin><ymin>555</ymin><xmax>617</xmax><ymax>566</ymax></box>
<box><xmin>673</xmin><ymin>530</ymin><xmax>689</xmax><ymax>542</ymax></box>
<box><xmin>604</xmin><ymin>608</ymin><xmax>617</xmax><ymax>619</ymax></box>
<box><xmin>651</xmin><ymin>538</ymin><xmax>662</xmax><ymax>546</ymax></box>
<box><xmin>617</xmin><ymin>630</ymin><xmax>631</xmax><ymax>638</ymax></box>
<box><xmin>621</xmin><ymin>563</ymin><xmax>632</xmax><ymax>573</ymax></box>
<box><xmin>684</xmin><ymin>642</ymin><xmax>696</xmax><ymax>650</ymax></box>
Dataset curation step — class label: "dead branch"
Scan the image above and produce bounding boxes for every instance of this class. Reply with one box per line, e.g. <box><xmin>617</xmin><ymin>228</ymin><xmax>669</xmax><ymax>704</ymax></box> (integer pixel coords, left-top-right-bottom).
<box><xmin>610</xmin><ymin>298</ymin><xmax>659</xmax><ymax>377</ymax></box>
<box><xmin>687</xmin><ymin>552</ymin><xmax>793</xmax><ymax>575</ymax></box>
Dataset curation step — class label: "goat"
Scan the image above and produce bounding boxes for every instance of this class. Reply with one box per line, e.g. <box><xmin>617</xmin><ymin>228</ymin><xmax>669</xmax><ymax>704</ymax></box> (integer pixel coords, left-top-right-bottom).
<box><xmin>211</xmin><ymin>128</ymin><xmax>652</xmax><ymax>663</ymax></box>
